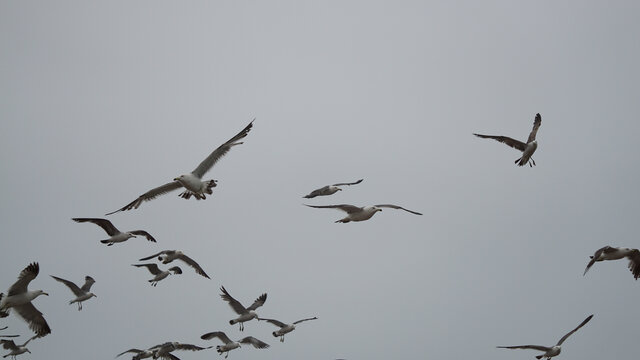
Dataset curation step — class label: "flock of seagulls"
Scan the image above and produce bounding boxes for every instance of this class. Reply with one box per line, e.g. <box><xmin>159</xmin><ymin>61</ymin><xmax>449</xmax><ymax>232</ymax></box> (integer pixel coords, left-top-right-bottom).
<box><xmin>1</xmin><ymin>114</ymin><xmax>637</xmax><ymax>359</ymax></box>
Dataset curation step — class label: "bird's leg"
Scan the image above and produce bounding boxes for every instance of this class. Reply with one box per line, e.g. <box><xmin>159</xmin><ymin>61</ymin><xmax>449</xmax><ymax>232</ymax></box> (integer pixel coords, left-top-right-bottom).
<box><xmin>280</xmin><ymin>336</ymin><xmax>284</xmax><ymax>342</ymax></box>
<box><xmin>531</xmin><ymin>158</ymin><xmax>536</xmax><ymax>166</ymax></box>
<box><xmin>224</xmin><ymin>351</ymin><xmax>229</xmax><ymax>359</ymax></box>
<box><xmin>78</xmin><ymin>302</ymin><xmax>82</xmax><ymax>311</ymax></box>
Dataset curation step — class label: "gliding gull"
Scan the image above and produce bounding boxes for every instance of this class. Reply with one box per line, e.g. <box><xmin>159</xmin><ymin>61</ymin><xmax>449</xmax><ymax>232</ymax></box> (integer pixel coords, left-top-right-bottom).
<box><xmin>0</xmin><ymin>263</ymin><xmax>51</xmax><ymax>337</ymax></box>
<box><xmin>50</xmin><ymin>275</ymin><xmax>97</xmax><ymax>310</ymax></box>
<box><xmin>258</xmin><ymin>316</ymin><xmax>318</xmax><ymax>342</ymax></box>
<box><xmin>138</xmin><ymin>250</ymin><xmax>210</xmax><ymax>279</ymax></box>
<box><xmin>200</xmin><ymin>331</ymin><xmax>269</xmax><ymax>358</ymax></box>
<box><xmin>1</xmin><ymin>335</ymin><xmax>38</xmax><ymax>359</ymax></box>
<box><xmin>583</xmin><ymin>246</ymin><xmax>640</xmax><ymax>279</ymax></box>
<box><xmin>106</xmin><ymin>120</ymin><xmax>254</xmax><ymax>215</ymax></box>
<box><xmin>72</xmin><ymin>218</ymin><xmax>156</xmax><ymax>246</ymax></box>
<box><xmin>303</xmin><ymin>179</ymin><xmax>363</xmax><ymax>198</ymax></box>
<box><xmin>474</xmin><ymin>113</ymin><xmax>542</xmax><ymax>167</ymax></box>
<box><xmin>305</xmin><ymin>204</ymin><xmax>422</xmax><ymax>223</ymax></box>
<box><xmin>132</xmin><ymin>264</ymin><xmax>182</xmax><ymax>286</ymax></box>
<box><xmin>497</xmin><ymin>314</ymin><xmax>593</xmax><ymax>359</ymax></box>
<box><xmin>219</xmin><ymin>286</ymin><xmax>266</xmax><ymax>331</ymax></box>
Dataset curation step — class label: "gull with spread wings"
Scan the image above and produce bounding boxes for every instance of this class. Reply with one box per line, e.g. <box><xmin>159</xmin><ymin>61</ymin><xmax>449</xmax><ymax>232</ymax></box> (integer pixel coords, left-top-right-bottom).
<box><xmin>497</xmin><ymin>314</ymin><xmax>593</xmax><ymax>359</ymax></box>
<box><xmin>1</xmin><ymin>335</ymin><xmax>38</xmax><ymax>359</ymax></box>
<box><xmin>305</xmin><ymin>204</ymin><xmax>422</xmax><ymax>223</ymax></box>
<box><xmin>583</xmin><ymin>246</ymin><xmax>640</xmax><ymax>279</ymax></box>
<box><xmin>474</xmin><ymin>113</ymin><xmax>542</xmax><ymax>167</ymax></box>
<box><xmin>200</xmin><ymin>331</ymin><xmax>269</xmax><ymax>358</ymax></box>
<box><xmin>219</xmin><ymin>286</ymin><xmax>266</xmax><ymax>331</ymax></box>
<box><xmin>303</xmin><ymin>179</ymin><xmax>363</xmax><ymax>198</ymax></box>
<box><xmin>50</xmin><ymin>275</ymin><xmax>97</xmax><ymax>310</ymax></box>
<box><xmin>106</xmin><ymin>120</ymin><xmax>254</xmax><ymax>215</ymax></box>
<box><xmin>138</xmin><ymin>250</ymin><xmax>209</xmax><ymax>279</ymax></box>
<box><xmin>132</xmin><ymin>264</ymin><xmax>182</xmax><ymax>286</ymax></box>
<box><xmin>0</xmin><ymin>263</ymin><xmax>50</xmax><ymax>337</ymax></box>
<box><xmin>258</xmin><ymin>316</ymin><xmax>317</xmax><ymax>342</ymax></box>
<box><xmin>72</xmin><ymin>218</ymin><xmax>156</xmax><ymax>246</ymax></box>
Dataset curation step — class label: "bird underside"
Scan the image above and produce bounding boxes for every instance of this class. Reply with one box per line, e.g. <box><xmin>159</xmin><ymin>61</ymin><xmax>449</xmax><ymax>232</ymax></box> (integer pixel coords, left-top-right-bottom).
<box><xmin>179</xmin><ymin>180</ymin><xmax>216</xmax><ymax>200</ymax></box>
<box><xmin>515</xmin><ymin>156</ymin><xmax>536</xmax><ymax>167</ymax></box>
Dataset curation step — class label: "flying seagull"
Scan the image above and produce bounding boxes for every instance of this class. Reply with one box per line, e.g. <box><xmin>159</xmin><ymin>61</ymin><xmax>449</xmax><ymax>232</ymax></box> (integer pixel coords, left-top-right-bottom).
<box><xmin>151</xmin><ymin>342</ymin><xmax>211</xmax><ymax>360</ymax></box>
<box><xmin>72</xmin><ymin>218</ymin><xmax>156</xmax><ymax>246</ymax></box>
<box><xmin>1</xmin><ymin>335</ymin><xmax>38</xmax><ymax>359</ymax></box>
<box><xmin>132</xmin><ymin>264</ymin><xmax>182</xmax><ymax>286</ymax></box>
<box><xmin>497</xmin><ymin>314</ymin><xmax>593</xmax><ymax>359</ymax></box>
<box><xmin>0</xmin><ymin>263</ymin><xmax>51</xmax><ymax>337</ymax></box>
<box><xmin>106</xmin><ymin>119</ymin><xmax>254</xmax><ymax>215</ymax></box>
<box><xmin>583</xmin><ymin>246</ymin><xmax>640</xmax><ymax>279</ymax></box>
<box><xmin>138</xmin><ymin>250</ymin><xmax>210</xmax><ymax>279</ymax></box>
<box><xmin>200</xmin><ymin>331</ymin><xmax>269</xmax><ymax>358</ymax></box>
<box><xmin>303</xmin><ymin>179</ymin><xmax>363</xmax><ymax>198</ymax></box>
<box><xmin>474</xmin><ymin>113</ymin><xmax>542</xmax><ymax>167</ymax></box>
<box><xmin>50</xmin><ymin>275</ymin><xmax>97</xmax><ymax>310</ymax></box>
<box><xmin>305</xmin><ymin>204</ymin><xmax>422</xmax><ymax>223</ymax></box>
<box><xmin>219</xmin><ymin>286</ymin><xmax>267</xmax><ymax>331</ymax></box>
<box><xmin>258</xmin><ymin>316</ymin><xmax>318</xmax><ymax>342</ymax></box>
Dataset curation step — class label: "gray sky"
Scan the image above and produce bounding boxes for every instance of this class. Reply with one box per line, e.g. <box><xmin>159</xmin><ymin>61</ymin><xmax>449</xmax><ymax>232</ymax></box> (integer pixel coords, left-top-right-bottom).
<box><xmin>1</xmin><ymin>1</ymin><xmax>639</xmax><ymax>359</ymax></box>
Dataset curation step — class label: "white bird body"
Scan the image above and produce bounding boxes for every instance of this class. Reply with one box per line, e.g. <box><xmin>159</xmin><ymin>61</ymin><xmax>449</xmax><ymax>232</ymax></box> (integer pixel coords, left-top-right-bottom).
<box><xmin>520</xmin><ymin>140</ymin><xmax>538</xmax><ymax>166</ymax></box>
<box><xmin>260</xmin><ymin>316</ymin><xmax>317</xmax><ymax>342</ymax></box>
<box><xmin>219</xmin><ymin>286</ymin><xmax>267</xmax><ymax>331</ymax></box>
<box><xmin>0</xmin><ymin>263</ymin><xmax>51</xmax><ymax>337</ymax></box>
<box><xmin>584</xmin><ymin>246</ymin><xmax>640</xmax><ymax>278</ymax></box>
<box><xmin>72</xmin><ymin>218</ymin><xmax>156</xmax><ymax>246</ymax></box>
<box><xmin>200</xmin><ymin>331</ymin><xmax>269</xmax><ymax>358</ymax></box>
<box><xmin>0</xmin><ymin>291</ymin><xmax>46</xmax><ymax>311</ymax></box>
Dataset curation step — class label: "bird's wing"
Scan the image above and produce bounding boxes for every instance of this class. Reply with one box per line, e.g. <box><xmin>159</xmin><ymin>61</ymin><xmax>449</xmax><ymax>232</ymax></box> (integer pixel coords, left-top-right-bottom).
<box><xmin>303</xmin><ymin>186</ymin><xmax>329</xmax><ymax>199</ymax></box>
<box><xmin>246</xmin><ymin>293</ymin><xmax>267</xmax><ymax>311</ymax></box>
<box><xmin>115</xmin><ymin>348</ymin><xmax>143</xmax><ymax>358</ymax></box>
<box><xmin>176</xmin><ymin>254</ymin><xmax>210</xmax><ymax>279</ymax></box>
<box><xmin>174</xmin><ymin>343</ymin><xmax>209</xmax><ymax>351</ymax></box>
<box><xmin>159</xmin><ymin>354</ymin><xmax>181</xmax><ymax>360</ymax></box>
<box><xmin>375</xmin><ymin>204</ymin><xmax>423</xmax><ymax>215</ymax></box>
<box><xmin>13</xmin><ymin>303</ymin><xmax>51</xmax><ymax>337</ymax></box>
<box><xmin>8</xmin><ymin>263</ymin><xmax>39</xmax><ymax>296</ymax></box>
<box><xmin>304</xmin><ymin>204</ymin><xmax>363</xmax><ymax>214</ymax></box>
<box><xmin>239</xmin><ymin>337</ymin><xmax>270</xmax><ymax>349</ymax></box>
<box><xmin>72</xmin><ymin>218</ymin><xmax>120</xmax><ymax>236</ymax></box>
<box><xmin>21</xmin><ymin>335</ymin><xmax>39</xmax><ymax>347</ymax></box>
<box><xmin>219</xmin><ymin>286</ymin><xmax>248</xmax><ymax>315</ymax></box>
<box><xmin>50</xmin><ymin>275</ymin><xmax>83</xmax><ymax>296</ymax></box>
<box><xmin>626</xmin><ymin>249</ymin><xmax>640</xmax><ymax>279</ymax></box>
<box><xmin>526</xmin><ymin>113</ymin><xmax>542</xmax><ymax>143</ymax></box>
<box><xmin>293</xmin><ymin>316</ymin><xmax>318</xmax><ymax>325</ymax></box>
<box><xmin>259</xmin><ymin>318</ymin><xmax>286</xmax><ymax>328</ymax></box>
<box><xmin>139</xmin><ymin>250</ymin><xmax>172</xmax><ymax>261</ymax></box>
<box><xmin>201</xmin><ymin>331</ymin><xmax>232</xmax><ymax>344</ymax></box>
<box><xmin>0</xmin><ymin>340</ymin><xmax>17</xmax><ymax>350</ymax></box>
<box><xmin>191</xmin><ymin>120</ymin><xmax>254</xmax><ymax>178</ymax></box>
<box><xmin>473</xmin><ymin>134</ymin><xmax>527</xmax><ymax>152</ymax></box>
<box><xmin>105</xmin><ymin>181</ymin><xmax>183</xmax><ymax>215</ymax></box>
<box><xmin>584</xmin><ymin>246</ymin><xmax>610</xmax><ymax>275</ymax></box>
<box><xmin>81</xmin><ymin>276</ymin><xmax>96</xmax><ymax>292</ymax></box>
<box><xmin>556</xmin><ymin>314</ymin><xmax>594</xmax><ymax>345</ymax></box>
<box><xmin>130</xmin><ymin>230</ymin><xmax>157</xmax><ymax>243</ymax></box>
<box><xmin>332</xmin><ymin>179</ymin><xmax>363</xmax><ymax>186</ymax></box>
<box><xmin>133</xmin><ymin>263</ymin><xmax>162</xmax><ymax>275</ymax></box>
<box><xmin>496</xmin><ymin>345</ymin><xmax>551</xmax><ymax>352</ymax></box>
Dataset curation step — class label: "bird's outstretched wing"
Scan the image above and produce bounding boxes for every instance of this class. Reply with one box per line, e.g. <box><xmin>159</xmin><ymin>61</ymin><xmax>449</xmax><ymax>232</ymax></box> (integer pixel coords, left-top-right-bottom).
<box><xmin>50</xmin><ymin>276</ymin><xmax>83</xmax><ymax>296</ymax></box>
<box><xmin>191</xmin><ymin>120</ymin><xmax>254</xmax><ymax>178</ymax></box>
<box><xmin>375</xmin><ymin>204</ymin><xmax>423</xmax><ymax>215</ymax></box>
<box><xmin>246</xmin><ymin>293</ymin><xmax>267</xmax><ymax>311</ymax></box>
<box><xmin>106</xmin><ymin>181</ymin><xmax>182</xmax><ymax>215</ymax></box>
<box><xmin>239</xmin><ymin>336</ymin><xmax>270</xmax><ymax>349</ymax></box>
<box><xmin>333</xmin><ymin>179</ymin><xmax>363</xmax><ymax>186</ymax></box>
<box><xmin>130</xmin><ymin>230</ymin><xmax>157</xmax><ymax>243</ymax></box>
<box><xmin>497</xmin><ymin>345</ymin><xmax>551</xmax><ymax>352</ymax></box>
<box><xmin>473</xmin><ymin>134</ymin><xmax>527</xmax><ymax>152</ymax></box>
<box><xmin>139</xmin><ymin>250</ymin><xmax>173</xmax><ymax>261</ymax></box>
<box><xmin>115</xmin><ymin>348</ymin><xmax>144</xmax><ymax>358</ymax></box>
<box><xmin>176</xmin><ymin>254</ymin><xmax>210</xmax><ymax>279</ymax></box>
<box><xmin>80</xmin><ymin>276</ymin><xmax>96</xmax><ymax>292</ymax></box>
<box><xmin>627</xmin><ymin>249</ymin><xmax>640</xmax><ymax>279</ymax></box>
<box><xmin>8</xmin><ymin>263</ymin><xmax>40</xmax><ymax>296</ymax></box>
<box><xmin>174</xmin><ymin>343</ymin><xmax>210</xmax><ymax>351</ymax></box>
<box><xmin>556</xmin><ymin>314</ymin><xmax>594</xmax><ymax>346</ymax></box>
<box><xmin>304</xmin><ymin>204</ymin><xmax>363</xmax><ymax>214</ymax></box>
<box><xmin>201</xmin><ymin>331</ymin><xmax>232</xmax><ymax>344</ymax></box>
<box><xmin>583</xmin><ymin>246</ymin><xmax>612</xmax><ymax>275</ymax></box>
<box><xmin>13</xmin><ymin>302</ymin><xmax>51</xmax><ymax>337</ymax></box>
<box><xmin>259</xmin><ymin>318</ymin><xmax>286</xmax><ymax>328</ymax></box>
<box><xmin>526</xmin><ymin>113</ymin><xmax>542</xmax><ymax>144</ymax></box>
<box><xmin>293</xmin><ymin>316</ymin><xmax>318</xmax><ymax>325</ymax></box>
<box><xmin>133</xmin><ymin>263</ymin><xmax>162</xmax><ymax>275</ymax></box>
<box><xmin>72</xmin><ymin>218</ymin><xmax>120</xmax><ymax>236</ymax></box>
<box><xmin>219</xmin><ymin>286</ymin><xmax>248</xmax><ymax>315</ymax></box>
<box><xmin>1</xmin><ymin>339</ymin><xmax>18</xmax><ymax>350</ymax></box>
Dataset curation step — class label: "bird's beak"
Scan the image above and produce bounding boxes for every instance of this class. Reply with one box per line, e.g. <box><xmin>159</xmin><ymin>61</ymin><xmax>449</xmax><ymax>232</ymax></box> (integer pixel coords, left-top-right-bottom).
<box><xmin>173</xmin><ymin>177</ymin><xmax>179</xmax><ymax>181</ymax></box>
<box><xmin>43</xmin><ymin>292</ymin><xmax>49</xmax><ymax>296</ymax></box>
<box><xmin>26</xmin><ymin>350</ymin><xmax>31</xmax><ymax>354</ymax></box>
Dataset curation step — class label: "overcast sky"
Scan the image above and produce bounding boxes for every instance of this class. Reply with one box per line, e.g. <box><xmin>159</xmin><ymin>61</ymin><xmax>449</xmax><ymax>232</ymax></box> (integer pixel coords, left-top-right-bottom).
<box><xmin>1</xmin><ymin>1</ymin><xmax>640</xmax><ymax>359</ymax></box>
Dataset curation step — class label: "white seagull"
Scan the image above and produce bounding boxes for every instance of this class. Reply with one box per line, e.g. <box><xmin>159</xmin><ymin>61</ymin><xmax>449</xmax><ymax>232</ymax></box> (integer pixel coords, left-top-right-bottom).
<box><xmin>497</xmin><ymin>314</ymin><xmax>593</xmax><ymax>359</ymax></box>
<box><xmin>583</xmin><ymin>246</ymin><xmax>640</xmax><ymax>279</ymax></box>
<box><xmin>50</xmin><ymin>275</ymin><xmax>97</xmax><ymax>310</ymax></box>
<box><xmin>303</xmin><ymin>179</ymin><xmax>363</xmax><ymax>198</ymax></box>
<box><xmin>219</xmin><ymin>286</ymin><xmax>266</xmax><ymax>331</ymax></box>
<box><xmin>474</xmin><ymin>113</ymin><xmax>542</xmax><ymax>167</ymax></box>
<box><xmin>0</xmin><ymin>263</ymin><xmax>51</xmax><ymax>337</ymax></box>
<box><xmin>132</xmin><ymin>264</ymin><xmax>182</xmax><ymax>286</ymax></box>
<box><xmin>305</xmin><ymin>204</ymin><xmax>422</xmax><ymax>223</ymax></box>
<box><xmin>106</xmin><ymin>120</ymin><xmax>254</xmax><ymax>215</ymax></box>
<box><xmin>1</xmin><ymin>335</ymin><xmax>38</xmax><ymax>359</ymax></box>
<box><xmin>72</xmin><ymin>218</ymin><xmax>156</xmax><ymax>246</ymax></box>
<box><xmin>200</xmin><ymin>331</ymin><xmax>269</xmax><ymax>358</ymax></box>
<box><xmin>138</xmin><ymin>250</ymin><xmax>210</xmax><ymax>279</ymax></box>
<box><xmin>259</xmin><ymin>316</ymin><xmax>318</xmax><ymax>342</ymax></box>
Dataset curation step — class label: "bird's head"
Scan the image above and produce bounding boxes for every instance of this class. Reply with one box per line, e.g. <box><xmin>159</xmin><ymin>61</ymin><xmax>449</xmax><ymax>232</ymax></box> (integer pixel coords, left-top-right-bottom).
<box><xmin>38</xmin><ymin>290</ymin><xmax>49</xmax><ymax>297</ymax></box>
<box><xmin>90</xmin><ymin>293</ymin><xmax>97</xmax><ymax>298</ymax></box>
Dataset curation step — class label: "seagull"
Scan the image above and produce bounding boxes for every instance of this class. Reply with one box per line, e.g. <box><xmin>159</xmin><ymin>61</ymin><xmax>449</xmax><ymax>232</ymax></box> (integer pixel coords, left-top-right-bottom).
<box><xmin>50</xmin><ymin>275</ymin><xmax>97</xmax><ymax>310</ymax></box>
<box><xmin>474</xmin><ymin>113</ymin><xmax>542</xmax><ymax>167</ymax></box>
<box><xmin>0</xmin><ymin>263</ymin><xmax>51</xmax><ymax>337</ymax></box>
<box><xmin>303</xmin><ymin>179</ymin><xmax>363</xmax><ymax>198</ymax></box>
<box><xmin>132</xmin><ymin>264</ymin><xmax>182</xmax><ymax>286</ymax></box>
<box><xmin>200</xmin><ymin>331</ymin><xmax>269</xmax><ymax>358</ymax></box>
<box><xmin>106</xmin><ymin>120</ymin><xmax>254</xmax><ymax>215</ymax></box>
<box><xmin>151</xmin><ymin>342</ymin><xmax>211</xmax><ymax>360</ymax></box>
<box><xmin>583</xmin><ymin>246</ymin><xmax>640</xmax><ymax>279</ymax></box>
<box><xmin>115</xmin><ymin>347</ymin><xmax>158</xmax><ymax>359</ymax></box>
<box><xmin>219</xmin><ymin>286</ymin><xmax>266</xmax><ymax>331</ymax></box>
<box><xmin>138</xmin><ymin>250</ymin><xmax>210</xmax><ymax>279</ymax></box>
<box><xmin>497</xmin><ymin>314</ymin><xmax>593</xmax><ymax>359</ymax></box>
<box><xmin>305</xmin><ymin>204</ymin><xmax>422</xmax><ymax>223</ymax></box>
<box><xmin>258</xmin><ymin>316</ymin><xmax>318</xmax><ymax>342</ymax></box>
<box><xmin>72</xmin><ymin>218</ymin><xmax>156</xmax><ymax>246</ymax></box>
<box><xmin>1</xmin><ymin>335</ymin><xmax>38</xmax><ymax>359</ymax></box>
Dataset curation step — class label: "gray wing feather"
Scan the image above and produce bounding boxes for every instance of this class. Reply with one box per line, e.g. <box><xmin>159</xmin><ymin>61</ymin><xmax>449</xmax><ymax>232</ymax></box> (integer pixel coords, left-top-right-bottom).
<box><xmin>139</xmin><ymin>250</ymin><xmax>173</xmax><ymax>261</ymax></box>
<box><xmin>8</xmin><ymin>263</ymin><xmax>39</xmax><ymax>296</ymax></box>
<box><xmin>201</xmin><ymin>331</ymin><xmax>233</xmax><ymax>344</ymax></box>
<box><xmin>627</xmin><ymin>249</ymin><xmax>640</xmax><ymax>279</ymax></box>
<box><xmin>176</xmin><ymin>254</ymin><xmax>210</xmax><ymax>279</ymax></box>
<box><xmin>473</xmin><ymin>134</ymin><xmax>527</xmax><ymax>152</ymax></box>
<box><xmin>106</xmin><ymin>181</ymin><xmax>182</xmax><ymax>215</ymax></box>
<box><xmin>246</xmin><ymin>293</ymin><xmax>267</xmax><ymax>311</ymax></box>
<box><xmin>556</xmin><ymin>314</ymin><xmax>593</xmax><ymax>345</ymax></box>
<box><xmin>1</xmin><ymin>340</ymin><xmax>17</xmax><ymax>350</ymax></box>
<box><xmin>219</xmin><ymin>286</ymin><xmax>248</xmax><ymax>315</ymax></box>
<box><xmin>13</xmin><ymin>303</ymin><xmax>51</xmax><ymax>337</ymax></box>
<box><xmin>375</xmin><ymin>204</ymin><xmax>423</xmax><ymax>215</ymax></box>
<box><xmin>332</xmin><ymin>179</ymin><xmax>363</xmax><ymax>186</ymax></box>
<box><xmin>133</xmin><ymin>263</ymin><xmax>162</xmax><ymax>275</ymax></box>
<box><xmin>72</xmin><ymin>218</ymin><xmax>120</xmax><ymax>235</ymax></box>
<box><xmin>293</xmin><ymin>316</ymin><xmax>318</xmax><ymax>325</ymax></box>
<box><xmin>80</xmin><ymin>276</ymin><xmax>95</xmax><ymax>292</ymax></box>
<box><xmin>304</xmin><ymin>204</ymin><xmax>363</xmax><ymax>214</ymax></box>
<box><xmin>115</xmin><ymin>348</ymin><xmax>144</xmax><ymax>358</ymax></box>
<box><xmin>497</xmin><ymin>345</ymin><xmax>551</xmax><ymax>352</ymax></box>
<box><xmin>130</xmin><ymin>230</ymin><xmax>157</xmax><ymax>243</ymax></box>
<box><xmin>191</xmin><ymin>120</ymin><xmax>254</xmax><ymax>178</ymax></box>
<box><xmin>259</xmin><ymin>318</ymin><xmax>286</xmax><ymax>328</ymax></box>
<box><xmin>526</xmin><ymin>113</ymin><xmax>542</xmax><ymax>143</ymax></box>
<box><xmin>50</xmin><ymin>275</ymin><xmax>83</xmax><ymax>296</ymax></box>
<box><xmin>239</xmin><ymin>337</ymin><xmax>269</xmax><ymax>349</ymax></box>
